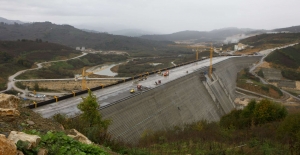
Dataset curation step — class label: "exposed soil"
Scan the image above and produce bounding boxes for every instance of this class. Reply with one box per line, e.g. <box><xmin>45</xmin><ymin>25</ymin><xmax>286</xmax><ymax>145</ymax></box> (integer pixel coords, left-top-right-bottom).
<box><xmin>0</xmin><ymin>100</ymin><xmax>63</xmax><ymax>136</ymax></box>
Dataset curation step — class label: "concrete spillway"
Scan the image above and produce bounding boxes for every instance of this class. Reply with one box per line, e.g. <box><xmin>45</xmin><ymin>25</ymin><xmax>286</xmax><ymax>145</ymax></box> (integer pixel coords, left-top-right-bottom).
<box><xmin>99</xmin><ymin>56</ymin><xmax>260</xmax><ymax>143</ymax></box>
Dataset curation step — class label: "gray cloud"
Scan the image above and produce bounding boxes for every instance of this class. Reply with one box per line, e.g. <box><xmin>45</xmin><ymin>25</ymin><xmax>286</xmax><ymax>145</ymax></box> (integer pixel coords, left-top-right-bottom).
<box><xmin>0</xmin><ymin>0</ymin><xmax>300</xmax><ymax>33</ymax></box>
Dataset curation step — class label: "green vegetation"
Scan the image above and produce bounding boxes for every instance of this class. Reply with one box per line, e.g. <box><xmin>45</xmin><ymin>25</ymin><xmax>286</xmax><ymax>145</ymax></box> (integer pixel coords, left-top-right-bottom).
<box><xmin>16</xmin><ymin>130</ymin><xmax>109</xmax><ymax>155</ymax></box>
<box><xmin>237</xmin><ymin>68</ymin><xmax>283</xmax><ymax>98</ymax></box>
<box><xmin>0</xmin><ymin>22</ymin><xmax>180</xmax><ymax>52</ymax></box>
<box><xmin>53</xmin><ymin>90</ymin><xmax>111</xmax><ymax>144</ymax></box>
<box><xmin>0</xmin><ymin>40</ymin><xmax>80</xmax><ymax>90</ymax></box>
<box><xmin>237</xmin><ymin>33</ymin><xmax>300</xmax><ymax>54</ymax></box>
<box><xmin>257</xmin><ymin>69</ymin><xmax>264</xmax><ymax>78</ymax></box>
<box><xmin>281</xmin><ymin>69</ymin><xmax>300</xmax><ymax>80</ymax></box>
<box><xmin>241</xmin><ymin>33</ymin><xmax>300</xmax><ymax>48</ymax></box>
<box><xmin>265</xmin><ymin>44</ymin><xmax>300</xmax><ymax>69</ymax></box>
<box><xmin>116</xmin><ymin>99</ymin><xmax>294</xmax><ymax>155</ymax></box>
<box><xmin>264</xmin><ymin>43</ymin><xmax>300</xmax><ymax>80</ymax></box>
<box><xmin>17</xmin><ymin>54</ymin><xmax>127</xmax><ymax>79</ymax></box>
<box><xmin>220</xmin><ymin>99</ymin><xmax>287</xmax><ymax>129</ymax></box>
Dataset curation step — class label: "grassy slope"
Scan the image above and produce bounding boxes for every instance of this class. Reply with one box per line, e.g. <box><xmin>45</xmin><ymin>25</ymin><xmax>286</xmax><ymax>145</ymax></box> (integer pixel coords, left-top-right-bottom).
<box><xmin>265</xmin><ymin>44</ymin><xmax>300</xmax><ymax>80</ymax></box>
<box><xmin>236</xmin><ymin>33</ymin><xmax>300</xmax><ymax>54</ymax></box>
<box><xmin>17</xmin><ymin>53</ymin><xmax>128</xmax><ymax>79</ymax></box>
<box><xmin>0</xmin><ymin>40</ymin><xmax>81</xmax><ymax>90</ymax></box>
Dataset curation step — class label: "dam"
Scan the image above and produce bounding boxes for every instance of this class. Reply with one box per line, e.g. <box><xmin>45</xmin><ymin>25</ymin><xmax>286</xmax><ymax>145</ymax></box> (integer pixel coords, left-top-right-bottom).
<box><xmin>33</xmin><ymin>56</ymin><xmax>261</xmax><ymax>143</ymax></box>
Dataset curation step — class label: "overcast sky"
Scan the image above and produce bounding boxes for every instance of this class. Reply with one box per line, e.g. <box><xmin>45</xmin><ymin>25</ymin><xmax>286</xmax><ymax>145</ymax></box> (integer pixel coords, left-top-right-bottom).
<box><xmin>0</xmin><ymin>0</ymin><xmax>300</xmax><ymax>33</ymax></box>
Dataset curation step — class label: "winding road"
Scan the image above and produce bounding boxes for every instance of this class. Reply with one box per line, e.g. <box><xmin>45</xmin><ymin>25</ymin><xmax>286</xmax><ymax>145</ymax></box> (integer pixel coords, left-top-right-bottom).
<box><xmin>249</xmin><ymin>43</ymin><xmax>300</xmax><ymax>101</ymax></box>
<box><xmin>0</xmin><ymin>52</ymin><xmax>88</xmax><ymax>97</ymax></box>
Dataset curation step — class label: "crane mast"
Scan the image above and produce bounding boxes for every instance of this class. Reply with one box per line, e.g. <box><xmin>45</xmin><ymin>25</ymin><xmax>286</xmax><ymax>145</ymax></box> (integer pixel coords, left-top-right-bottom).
<box><xmin>209</xmin><ymin>43</ymin><xmax>213</xmax><ymax>79</ymax></box>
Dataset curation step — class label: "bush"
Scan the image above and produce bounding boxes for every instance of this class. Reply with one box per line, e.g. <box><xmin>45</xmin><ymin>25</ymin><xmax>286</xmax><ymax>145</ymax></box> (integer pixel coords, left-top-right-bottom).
<box><xmin>220</xmin><ymin>99</ymin><xmax>287</xmax><ymax>129</ymax></box>
<box><xmin>53</xmin><ymin>90</ymin><xmax>111</xmax><ymax>144</ymax></box>
<box><xmin>17</xmin><ymin>131</ymin><xmax>109</xmax><ymax>155</ymax></box>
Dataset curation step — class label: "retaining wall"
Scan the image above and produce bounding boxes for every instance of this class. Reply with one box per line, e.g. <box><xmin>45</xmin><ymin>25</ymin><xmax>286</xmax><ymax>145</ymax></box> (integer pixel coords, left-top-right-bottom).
<box><xmin>100</xmin><ymin>56</ymin><xmax>261</xmax><ymax>143</ymax></box>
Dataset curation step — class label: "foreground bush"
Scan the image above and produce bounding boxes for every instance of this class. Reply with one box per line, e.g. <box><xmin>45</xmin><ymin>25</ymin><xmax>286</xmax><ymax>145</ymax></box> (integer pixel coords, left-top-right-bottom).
<box><xmin>17</xmin><ymin>130</ymin><xmax>109</xmax><ymax>155</ymax></box>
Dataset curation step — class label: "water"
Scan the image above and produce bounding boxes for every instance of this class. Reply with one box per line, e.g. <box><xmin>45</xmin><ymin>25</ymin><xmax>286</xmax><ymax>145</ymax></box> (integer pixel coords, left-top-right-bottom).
<box><xmin>92</xmin><ymin>64</ymin><xmax>119</xmax><ymax>76</ymax></box>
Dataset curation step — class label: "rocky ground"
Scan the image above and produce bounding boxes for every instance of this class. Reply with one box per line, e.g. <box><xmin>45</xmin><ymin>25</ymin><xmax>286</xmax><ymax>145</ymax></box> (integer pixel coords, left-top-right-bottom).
<box><xmin>0</xmin><ymin>94</ymin><xmax>119</xmax><ymax>155</ymax></box>
<box><xmin>0</xmin><ymin>103</ymin><xmax>63</xmax><ymax>137</ymax></box>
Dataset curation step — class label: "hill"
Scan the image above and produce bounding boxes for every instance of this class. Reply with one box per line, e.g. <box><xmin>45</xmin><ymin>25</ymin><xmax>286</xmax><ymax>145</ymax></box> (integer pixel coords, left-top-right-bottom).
<box><xmin>273</xmin><ymin>25</ymin><xmax>300</xmax><ymax>33</ymax></box>
<box><xmin>0</xmin><ymin>22</ymin><xmax>174</xmax><ymax>51</ymax></box>
<box><xmin>265</xmin><ymin>43</ymin><xmax>300</xmax><ymax>80</ymax></box>
<box><xmin>0</xmin><ymin>40</ymin><xmax>81</xmax><ymax>90</ymax></box>
<box><xmin>0</xmin><ymin>17</ymin><xmax>24</xmax><ymax>25</ymax></box>
<box><xmin>235</xmin><ymin>33</ymin><xmax>300</xmax><ymax>54</ymax></box>
<box><xmin>109</xmin><ymin>29</ymin><xmax>156</xmax><ymax>37</ymax></box>
<box><xmin>140</xmin><ymin>27</ymin><xmax>256</xmax><ymax>42</ymax></box>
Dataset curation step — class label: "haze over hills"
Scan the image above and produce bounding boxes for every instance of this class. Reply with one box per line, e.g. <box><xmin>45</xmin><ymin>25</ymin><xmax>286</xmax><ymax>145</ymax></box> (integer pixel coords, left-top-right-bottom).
<box><xmin>109</xmin><ymin>29</ymin><xmax>158</xmax><ymax>37</ymax></box>
<box><xmin>0</xmin><ymin>17</ymin><xmax>24</xmax><ymax>25</ymax></box>
<box><xmin>0</xmin><ymin>21</ymin><xmax>173</xmax><ymax>51</ymax></box>
<box><xmin>140</xmin><ymin>27</ymin><xmax>259</xmax><ymax>43</ymax></box>
<box><xmin>272</xmin><ymin>26</ymin><xmax>300</xmax><ymax>33</ymax></box>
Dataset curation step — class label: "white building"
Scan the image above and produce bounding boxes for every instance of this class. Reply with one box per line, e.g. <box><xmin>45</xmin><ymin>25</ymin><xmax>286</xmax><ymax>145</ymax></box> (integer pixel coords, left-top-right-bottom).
<box><xmin>75</xmin><ymin>47</ymin><xmax>81</xmax><ymax>50</ymax></box>
<box><xmin>234</xmin><ymin>43</ymin><xmax>247</xmax><ymax>51</ymax></box>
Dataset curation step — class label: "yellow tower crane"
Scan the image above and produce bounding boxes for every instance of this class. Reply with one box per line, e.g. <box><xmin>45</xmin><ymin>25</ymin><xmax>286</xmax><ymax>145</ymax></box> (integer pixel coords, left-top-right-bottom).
<box><xmin>209</xmin><ymin>43</ymin><xmax>213</xmax><ymax>79</ymax></box>
<box><xmin>196</xmin><ymin>48</ymin><xmax>199</xmax><ymax>60</ymax></box>
<box><xmin>81</xmin><ymin>67</ymin><xmax>93</xmax><ymax>90</ymax></box>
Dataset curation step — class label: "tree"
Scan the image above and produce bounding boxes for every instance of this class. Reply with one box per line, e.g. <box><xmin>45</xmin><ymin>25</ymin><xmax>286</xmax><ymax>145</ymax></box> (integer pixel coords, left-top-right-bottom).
<box><xmin>277</xmin><ymin>113</ymin><xmax>300</xmax><ymax>154</ymax></box>
<box><xmin>253</xmin><ymin>99</ymin><xmax>287</xmax><ymax>125</ymax></box>
<box><xmin>220</xmin><ymin>99</ymin><xmax>287</xmax><ymax>129</ymax></box>
<box><xmin>77</xmin><ymin>90</ymin><xmax>110</xmax><ymax>128</ymax></box>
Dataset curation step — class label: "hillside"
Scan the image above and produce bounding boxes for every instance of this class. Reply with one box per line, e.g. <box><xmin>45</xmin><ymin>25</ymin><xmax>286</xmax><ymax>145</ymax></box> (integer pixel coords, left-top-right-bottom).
<box><xmin>0</xmin><ymin>40</ymin><xmax>81</xmax><ymax>90</ymax></box>
<box><xmin>109</xmin><ymin>29</ymin><xmax>156</xmax><ymax>37</ymax></box>
<box><xmin>273</xmin><ymin>25</ymin><xmax>300</xmax><ymax>33</ymax></box>
<box><xmin>236</xmin><ymin>33</ymin><xmax>300</xmax><ymax>54</ymax></box>
<box><xmin>265</xmin><ymin>44</ymin><xmax>300</xmax><ymax>80</ymax></box>
<box><xmin>140</xmin><ymin>27</ymin><xmax>255</xmax><ymax>42</ymax></box>
<box><xmin>0</xmin><ymin>22</ymin><xmax>174</xmax><ymax>51</ymax></box>
<box><xmin>0</xmin><ymin>17</ymin><xmax>24</xmax><ymax>25</ymax></box>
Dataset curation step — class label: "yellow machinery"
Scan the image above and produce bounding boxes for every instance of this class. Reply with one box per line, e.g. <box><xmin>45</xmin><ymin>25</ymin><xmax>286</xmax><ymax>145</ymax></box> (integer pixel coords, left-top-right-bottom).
<box><xmin>196</xmin><ymin>48</ymin><xmax>199</xmax><ymax>60</ymax></box>
<box><xmin>81</xmin><ymin>67</ymin><xmax>93</xmax><ymax>90</ymax></box>
<box><xmin>209</xmin><ymin>43</ymin><xmax>213</xmax><ymax>79</ymax></box>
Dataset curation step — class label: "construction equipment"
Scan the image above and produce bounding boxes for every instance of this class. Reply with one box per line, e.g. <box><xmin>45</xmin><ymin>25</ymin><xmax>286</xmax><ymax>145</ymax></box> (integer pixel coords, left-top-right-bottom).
<box><xmin>139</xmin><ymin>75</ymin><xmax>147</xmax><ymax>81</ymax></box>
<box><xmin>209</xmin><ymin>43</ymin><xmax>213</xmax><ymax>79</ymax></box>
<box><xmin>196</xmin><ymin>48</ymin><xmax>199</xmax><ymax>60</ymax></box>
<box><xmin>81</xmin><ymin>67</ymin><xmax>93</xmax><ymax>90</ymax></box>
<box><xmin>137</xmin><ymin>84</ymin><xmax>142</xmax><ymax>90</ymax></box>
<box><xmin>163</xmin><ymin>70</ymin><xmax>169</xmax><ymax>76</ymax></box>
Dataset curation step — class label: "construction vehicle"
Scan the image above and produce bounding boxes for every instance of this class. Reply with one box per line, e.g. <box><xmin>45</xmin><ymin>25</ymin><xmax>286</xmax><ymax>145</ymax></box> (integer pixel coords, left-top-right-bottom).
<box><xmin>137</xmin><ymin>84</ymin><xmax>142</xmax><ymax>90</ymax></box>
<box><xmin>139</xmin><ymin>75</ymin><xmax>147</xmax><ymax>81</ymax></box>
<box><xmin>163</xmin><ymin>70</ymin><xmax>169</xmax><ymax>76</ymax></box>
<box><xmin>130</xmin><ymin>88</ymin><xmax>135</xmax><ymax>93</ymax></box>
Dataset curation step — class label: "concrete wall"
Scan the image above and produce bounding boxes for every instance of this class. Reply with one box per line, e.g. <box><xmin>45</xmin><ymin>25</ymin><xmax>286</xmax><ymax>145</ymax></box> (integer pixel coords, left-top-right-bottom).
<box><xmin>262</xmin><ymin>68</ymin><xmax>282</xmax><ymax>80</ymax></box>
<box><xmin>100</xmin><ymin>56</ymin><xmax>260</xmax><ymax>143</ymax></box>
<box><xmin>278</xmin><ymin>80</ymin><xmax>296</xmax><ymax>88</ymax></box>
